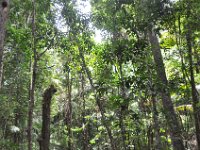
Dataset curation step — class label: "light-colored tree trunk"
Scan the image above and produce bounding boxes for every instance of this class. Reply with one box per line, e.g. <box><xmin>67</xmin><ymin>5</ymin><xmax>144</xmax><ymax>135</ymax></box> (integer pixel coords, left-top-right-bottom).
<box><xmin>80</xmin><ymin>71</ymin><xmax>89</xmax><ymax>150</ymax></box>
<box><xmin>27</xmin><ymin>0</ymin><xmax>37</xmax><ymax>149</ymax></box>
<box><xmin>64</xmin><ymin>69</ymin><xmax>73</xmax><ymax>150</ymax></box>
<box><xmin>151</xmin><ymin>93</ymin><xmax>163</xmax><ymax>150</ymax></box>
<box><xmin>148</xmin><ymin>28</ymin><xmax>185</xmax><ymax>150</ymax></box>
<box><xmin>0</xmin><ymin>0</ymin><xmax>9</xmax><ymax>89</ymax></box>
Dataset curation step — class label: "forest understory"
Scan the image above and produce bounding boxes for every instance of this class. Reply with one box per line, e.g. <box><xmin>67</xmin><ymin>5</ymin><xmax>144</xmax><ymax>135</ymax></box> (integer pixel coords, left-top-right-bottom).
<box><xmin>0</xmin><ymin>0</ymin><xmax>200</xmax><ymax>150</ymax></box>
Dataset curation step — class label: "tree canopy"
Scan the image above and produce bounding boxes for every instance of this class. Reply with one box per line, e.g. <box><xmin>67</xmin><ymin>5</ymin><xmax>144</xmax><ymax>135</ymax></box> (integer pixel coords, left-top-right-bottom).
<box><xmin>0</xmin><ymin>0</ymin><xmax>200</xmax><ymax>149</ymax></box>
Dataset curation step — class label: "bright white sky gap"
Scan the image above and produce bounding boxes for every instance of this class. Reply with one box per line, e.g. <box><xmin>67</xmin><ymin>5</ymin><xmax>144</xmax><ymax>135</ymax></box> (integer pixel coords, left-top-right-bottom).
<box><xmin>55</xmin><ymin>0</ymin><xmax>103</xmax><ymax>43</ymax></box>
<box><xmin>57</xmin><ymin>0</ymin><xmax>178</xmax><ymax>43</ymax></box>
<box><xmin>76</xmin><ymin>0</ymin><xmax>103</xmax><ymax>43</ymax></box>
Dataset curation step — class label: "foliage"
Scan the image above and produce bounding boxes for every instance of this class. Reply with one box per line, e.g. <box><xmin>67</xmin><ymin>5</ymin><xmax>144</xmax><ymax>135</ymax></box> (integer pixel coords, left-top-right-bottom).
<box><xmin>0</xmin><ymin>0</ymin><xmax>200</xmax><ymax>149</ymax></box>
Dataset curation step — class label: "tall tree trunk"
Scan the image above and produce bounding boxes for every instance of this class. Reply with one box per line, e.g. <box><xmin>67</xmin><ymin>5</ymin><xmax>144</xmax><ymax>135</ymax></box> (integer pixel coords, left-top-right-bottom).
<box><xmin>27</xmin><ymin>0</ymin><xmax>37</xmax><ymax>149</ymax></box>
<box><xmin>0</xmin><ymin>0</ymin><xmax>9</xmax><ymax>89</ymax></box>
<box><xmin>152</xmin><ymin>92</ymin><xmax>162</xmax><ymax>150</ymax></box>
<box><xmin>119</xmin><ymin>109</ymin><xmax>126</xmax><ymax>150</ymax></box>
<box><xmin>147</xmin><ymin>124</ymin><xmax>153</xmax><ymax>150</ymax></box>
<box><xmin>194</xmin><ymin>47</ymin><xmax>200</xmax><ymax>74</ymax></box>
<box><xmin>119</xmin><ymin>61</ymin><xmax>127</xmax><ymax>150</ymax></box>
<box><xmin>14</xmin><ymin>82</ymin><xmax>20</xmax><ymax>145</ymax></box>
<box><xmin>148</xmin><ymin>28</ymin><xmax>185</xmax><ymax>150</ymax></box>
<box><xmin>38</xmin><ymin>85</ymin><xmax>57</xmax><ymax>150</ymax></box>
<box><xmin>148</xmin><ymin>58</ymin><xmax>163</xmax><ymax>150</ymax></box>
<box><xmin>64</xmin><ymin>70</ymin><xmax>73</xmax><ymax>150</ymax></box>
<box><xmin>80</xmin><ymin>71</ymin><xmax>89</xmax><ymax>150</ymax></box>
<box><xmin>79</xmin><ymin>48</ymin><xmax>117</xmax><ymax>150</ymax></box>
<box><xmin>186</xmin><ymin>2</ymin><xmax>200</xmax><ymax>148</ymax></box>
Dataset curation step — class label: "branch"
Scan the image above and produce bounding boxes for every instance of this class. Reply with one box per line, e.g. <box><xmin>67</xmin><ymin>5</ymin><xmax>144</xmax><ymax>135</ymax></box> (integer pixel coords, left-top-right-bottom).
<box><xmin>38</xmin><ymin>34</ymin><xmax>56</xmax><ymax>59</ymax></box>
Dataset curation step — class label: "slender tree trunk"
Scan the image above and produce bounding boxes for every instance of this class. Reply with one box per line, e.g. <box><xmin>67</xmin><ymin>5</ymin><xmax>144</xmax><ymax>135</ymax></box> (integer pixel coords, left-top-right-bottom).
<box><xmin>64</xmin><ymin>70</ymin><xmax>73</xmax><ymax>150</ymax></box>
<box><xmin>79</xmin><ymin>48</ymin><xmax>117</xmax><ymax>150</ymax></box>
<box><xmin>0</xmin><ymin>0</ymin><xmax>9</xmax><ymax>89</ymax></box>
<box><xmin>147</xmin><ymin>124</ymin><xmax>153</xmax><ymax>150</ymax></box>
<box><xmin>14</xmin><ymin>81</ymin><xmax>20</xmax><ymax>145</ymax></box>
<box><xmin>186</xmin><ymin>33</ymin><xmax>200</xmax><ymax>150</ymax></box>
<box><xmin>186</xmin><ymin>3</ymin><xmax>200</xmax><ymax>147</ymax></box>
<box><xmin>119</xmin><ymin>61</ymin><xmax>127</xmax><ymax>150</ymax></box>
<box><xmin>152</xmin><ymin>93</ymin><xmax>163</xmax><ymax>150</ymax></box>
<box><xmin>119</xmin><ymin>110</ymin><xmax>126</xmax><ymax>150</ymax></box>
<box><xmin>176</xmin><ymin>16</ymin><xmax>189</xmax><ymax>84</ymax></box>
<box><xmin>80</xmin><ymin>71</ymin><xmax>89</xmax><ymax>150</ymax></box>
<box><xmin>14</xmin><ymin>112</ymin><xmax>20</xmax><ymax>145</ymax></box>
<box><xmin>28</xmin><ymin>0</ymin><xmax>37</xmax><ymax>149</ymax></box>
<box><xmin>148</xmin><ymin>28</ymin><xmax>185</xmax><ymax>150</ymax></box>
<box><xmin>194</xmin><ymin>47</ymin><xmax>200</xmax><ymax>74</ymax></box>
<box><xmin>38</xmin><ymin>85</ymin><xmax>57</xmax><ymax>150</ymax></box>
<box><xmin>148</xmin><ymin>60</ymin><xmax>163</xmax><ymax>150</ymax></box>
<box><xmin>96</xmin><ymin>106</ymin><xmax>100</xmax><ymax>150</ymax></box>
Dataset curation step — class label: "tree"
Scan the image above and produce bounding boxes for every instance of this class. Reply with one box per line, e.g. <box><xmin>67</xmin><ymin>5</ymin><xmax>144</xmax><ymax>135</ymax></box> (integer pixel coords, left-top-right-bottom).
<box><xmin>185</xmin><ymin>0</ymin><xmax>200</xmax><ymax>148</ymax></box>
<box><xmin>148</xmin><ymin>27</ymin><xmax>184</xmax><ymax>150</ymax></box>
<box><xmin>1</xmin><ymin>0</ymin><xmax>200</xmax><ymax>149</ymax></box>
<box><xmin>27</xmin><ymin>1</ymin><xmax>37</xmax><ymax>149</ymax></box>
<box><xmin>38</xmin><ymin>85</ymin><xmax>57</xmax><ymax>150</ymax></box>
<box><xmin>0</xmin><ymin>0</ymin><xmax>9</xmax><ymax>89</ymax></box>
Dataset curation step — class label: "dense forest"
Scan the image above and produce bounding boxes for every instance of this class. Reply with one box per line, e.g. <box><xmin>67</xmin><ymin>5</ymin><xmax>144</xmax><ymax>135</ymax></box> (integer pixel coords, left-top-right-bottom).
<box><xmin>0</xmin><ymin>0</ymin><xmax>200</xmax><ymax>149</ymax></box>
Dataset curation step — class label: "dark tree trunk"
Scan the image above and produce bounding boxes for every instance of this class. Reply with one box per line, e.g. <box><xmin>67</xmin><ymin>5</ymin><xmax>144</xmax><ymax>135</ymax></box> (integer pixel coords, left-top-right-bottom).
<box><xmin>119</xmin><ymin>109</ymin><xmax>126</xmax><ymax>150</ymax></box>
<box><xmin>186</xmin><ymin>1</ymin><xmax>200</xmax><ymax>149</ymax></box>
<box><xmin>119</xmin><ymin>61</ymin><xmax>127</xmax><ymax>150</ymax></box>
<box><xmin>148</xmin><ymin>28</ymin><xmax>185</xmax><ymax>150</ymax></box>
<box><xmin>38</xmin><ymin>85</ymin><xmax>57</xmax><ymax>150</ymax></box>
<box><xmin>27</xmin><ymin>0</ymin><xmax>37</xmax><ymax>149</ymax></box>
<box><xmin>187</xmin><ymin>35</ymin><xmax>200</xmax><ymax>150</ymax></box>
<box><xmin>147</xmin><ymin>125</ymin><xmax>153</xmax><ymax>150</ymax></box>
<box><xmin>0</xmin><ymin>0</ymin><xmax>9</xmax><ymax>89</ymax></box>
<box><xmin>186</xmin><ymin>3</ymin><xmax>200</xmax><ymax>147</ymax></box>
<box><xmin>194</xmin><ymin>48</ymin><xmax>200</xmax><ymax>74</ymax></box>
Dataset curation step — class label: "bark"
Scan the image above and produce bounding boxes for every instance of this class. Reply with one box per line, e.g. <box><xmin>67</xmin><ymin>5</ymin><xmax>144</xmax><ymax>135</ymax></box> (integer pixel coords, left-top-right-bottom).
<box><xmin>148</xmin><ymin>28</ymin><xmax>185</xmax><ymax>150</ymax></box>
<box><xmin>0</xmin><ymin>0</ymin><xmax>9</xmax><ymax>89</ymax></box>
<box><xmin>152</xmin><ymin>93</ymin><xmax>163</xmax><ymax>150</ymax></box>
<box><xmin>38</xmin><ymin>85</ymin><xmax>57</xmax><ymax>150</ymax></box>
<box><xmin>27</xmin><ymin>0</ymin><xmax>37</xmax><ymax>149</ymax></box>
<box><xmin>80</xmin><ymin>72</ymin><xmax>89</xmax><ymax>150</ymax></box>
<box><xmin>13</xmin><ymin>112</ymin><xmax>20</xmax><ymax>145</ymax></box>
<box><xmin>186</xmin><ymin>8</ymin><xmax>200</xmax><ymax>149</ymax></box>
<box><xmin>52</xmin><ymin>87</ymin><xmax>93</xmax><ymax>124</ymax></box>
<box><xmin>79</xmin><ymin>48</ymin><xmax>117</xmax><ymax>150</ymax></box>
<box><xmin>194</xmin><ymin>47</ymin><xmax>200</xmax><ymax>74</ymax></box>
<box><xmin>14</xmin><ymin>82</ymin><xmax>21</xmax><ymax>145</ymax></box>
<box><xmin>119</xmin><ymin>61</ymin><xmax>127</xmax><ymax>150</ymax></box>
<box><xmin>176</xmin><ymin>15</ymin><xmax>190</xmax><ymax>85</ymax></box>
<box><xmin>147</xmin><ymin>125</ymin><xmax>153</xmax><ymax>150</ymax></box>
<box><xmin>186</xmin><ymin>1</ymin><xmax>200</xmax><ymax>149</ymax></box>
<box><xmin>64</xmin><ymin>70</ymin><xmax>73</xmax><ymax>150</ymax></box>
<box><xmin>119</xmin><ymin>110</ymin><xmax>126</xmax><ymax>150</ymax></box>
